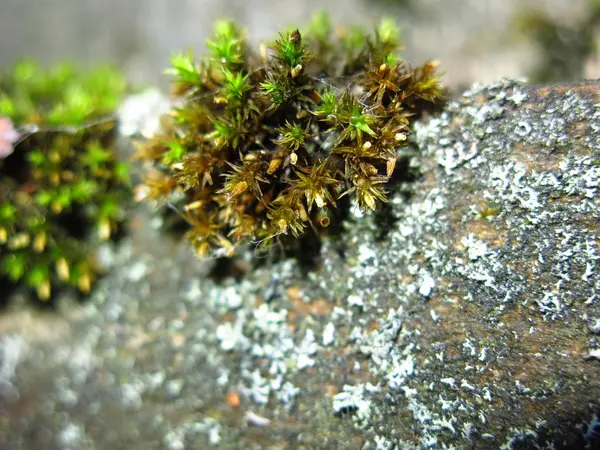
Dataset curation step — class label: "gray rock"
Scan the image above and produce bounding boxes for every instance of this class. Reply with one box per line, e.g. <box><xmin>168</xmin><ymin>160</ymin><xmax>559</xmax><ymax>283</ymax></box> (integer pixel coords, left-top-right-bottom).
<box><xmin>1</xmin><ymin>79</ymin><xmax>600</xmax><ymax>449</ymax></box>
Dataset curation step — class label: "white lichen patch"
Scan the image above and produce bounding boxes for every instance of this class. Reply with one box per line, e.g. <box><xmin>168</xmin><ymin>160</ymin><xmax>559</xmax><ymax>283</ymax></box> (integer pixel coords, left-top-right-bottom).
<box><xmin>118</xmin><ymin>89</ymin><xmax>172</xmax><ymax>138</ymax></box>
<box><xmin>314</xmin><ymin>78</ymin><xmax>600</xmax><ymax>448</ymax></box>
<box><xmin>57</xmin><ymin>422</ymin><xmax>86</xmax><ymax>449</ymax></box>
<box><xmin>322</xmin><ymin>322</ymin><xmax>336</xmax><ymax>346</ymax></box>
<box><xmin>332</xmin><ymin>384</ymin><xmax>373</xmax><ymax>426</ymax></box>
<box><xmin>0</xmin><ymin>334</ymin><xmax>25</xmax><ymax>381</ymax></box>
<box><xmin>460</xmin><ymin>234</ymin><xmax>489</xmax><ymax>261</ymax></box>
<box><xmin>348</xmin><ymin>294</ymin><xmax>365</xmax><ymax>308</ymax></box>
<box><xmin>403</xmin><ymin>386</ymin><xmax>457</xmax><ymax>447</ymax></box>
<box><xmin>296</xmin><ymin>329</ymin><xmax>318</xmax><ymax>370</ymax></box>
<box><xmin>164</xmin><ymin>418</ymin><xmax>221</xmax><ymax>449</ymax></box>
<box><xmin>418</xmin><ymin>271</ymin><xmax>435</xmax><ymax>298</ymax></box>
<box><xmin>216</xmin><ymin>313</ymin><xmax>248</xmax><ymax>352</ymax></box>
<box><xmin>386</xmin><ymin>354</ymin><xmax>415</xmax><ymax>390</ymax></box>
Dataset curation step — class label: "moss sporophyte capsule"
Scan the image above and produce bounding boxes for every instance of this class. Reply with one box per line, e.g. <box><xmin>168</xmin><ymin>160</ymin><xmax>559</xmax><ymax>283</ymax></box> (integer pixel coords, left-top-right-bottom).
<box><xmin>135</xmin><ymin>13</ymin><xmax>444</xmax><ymax>257</ymax></box>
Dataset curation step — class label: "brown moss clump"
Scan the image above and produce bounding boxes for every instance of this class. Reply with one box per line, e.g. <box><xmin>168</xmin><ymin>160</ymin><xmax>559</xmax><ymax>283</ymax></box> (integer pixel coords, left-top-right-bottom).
<box><xmin>135</xmin><ymin>13</ymin><xmax>444</xmax><ymax>257</ymax></box>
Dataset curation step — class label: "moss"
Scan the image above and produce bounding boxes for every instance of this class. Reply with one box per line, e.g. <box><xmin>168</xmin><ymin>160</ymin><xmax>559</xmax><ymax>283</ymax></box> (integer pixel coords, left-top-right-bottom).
<box><xmin>0</xmin><ymin>61</ymin><xmax>130</xmax><ymax>301</ymax></box>
<box><xmin>135</xmin><ymin>13</ymin><xmax>444</xmax><ymax>258</ymax></box>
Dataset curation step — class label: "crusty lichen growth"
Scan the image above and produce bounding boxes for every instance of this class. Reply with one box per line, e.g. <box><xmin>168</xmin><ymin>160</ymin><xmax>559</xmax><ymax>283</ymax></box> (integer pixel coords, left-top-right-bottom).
<box><xmin>135</xmin><ymin>13</ymin><xmax>443</xmax><ymax>257</ymax></box>
<box><xmin>0</xmin><ymin>61</ymin><xmax>130</xmax><ymax>300</ymax></box>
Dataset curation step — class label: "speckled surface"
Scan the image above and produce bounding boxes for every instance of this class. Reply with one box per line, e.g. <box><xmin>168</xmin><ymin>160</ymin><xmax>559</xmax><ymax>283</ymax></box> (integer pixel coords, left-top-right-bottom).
<box><xmin>1</xmin><ymin>79</ymin><xmax>600</xmax><ymax>449</ymax></box>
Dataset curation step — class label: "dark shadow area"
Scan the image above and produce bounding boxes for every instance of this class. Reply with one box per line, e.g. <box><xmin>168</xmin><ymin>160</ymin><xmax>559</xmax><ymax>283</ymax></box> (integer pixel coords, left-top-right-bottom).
<box><xmin>374</xmin><ymin>153</ymin><xmax>421</xmax><ymax>241</ymax></box>
<box><xmin>0</xmin><ymin>142</ymin><xmax>31</xmax><ymax>186</ymax></box>
<box><xmin>0</xmin><ymin>280</ymin><xmax>65</xmax><ymax>311</ymax></box>
<box><xmin>209</xmin><ymin>256</ymin><xmax>252</xmax><ymax>283</ymax></box>
<box><xmin>0</xmin><ymin>277</ymin><xmax>18</xmax><ymax>307</ymax></box>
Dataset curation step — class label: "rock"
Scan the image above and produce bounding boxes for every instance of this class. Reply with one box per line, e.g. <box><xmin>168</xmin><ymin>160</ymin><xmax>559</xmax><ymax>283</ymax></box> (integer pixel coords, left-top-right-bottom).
<box><xmin>1</xmin><ymin>79</ymin><xmax>600</xmax><ymax>449</ymax></box>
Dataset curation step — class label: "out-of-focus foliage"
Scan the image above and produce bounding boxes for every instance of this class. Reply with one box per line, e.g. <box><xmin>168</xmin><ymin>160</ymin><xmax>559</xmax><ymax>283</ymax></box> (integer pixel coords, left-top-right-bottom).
<box><xmin>513</xmin><ymin>1</ymin><xmax>600</xmax><ymax>83</ymax></box>
<box><xmin>0</xmin><ymin>61</ymin><xmax>130</xmax><ymax>301</ymax></box>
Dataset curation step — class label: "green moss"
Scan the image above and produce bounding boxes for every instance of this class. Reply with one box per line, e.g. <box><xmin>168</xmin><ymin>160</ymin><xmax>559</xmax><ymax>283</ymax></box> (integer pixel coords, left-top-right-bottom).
<box><xmin>0</xmin><ymin>61</ymin><xmax>130</xmax><ymax>301</ymax></box>
<box><xmin>136</xmin><ymin>13</ymin><xmax>444</xmax><ymax>257</ymax></box>
<box><xmin>0</xmin><ymin>60</ymin><xmax>125</xmax><ymax>126</ymax></box>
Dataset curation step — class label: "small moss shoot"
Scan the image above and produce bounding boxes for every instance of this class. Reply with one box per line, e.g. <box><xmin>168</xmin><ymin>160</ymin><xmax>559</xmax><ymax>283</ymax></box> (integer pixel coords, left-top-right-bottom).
<box><xmin>0</xmin><ymin>61</ymin><xmax>130</xmax><ymax>301</ymax></box>
<box><xmin>136</xmin><ymin>13</ymin><xmax>444</xmax><ymax>258</ymax></box>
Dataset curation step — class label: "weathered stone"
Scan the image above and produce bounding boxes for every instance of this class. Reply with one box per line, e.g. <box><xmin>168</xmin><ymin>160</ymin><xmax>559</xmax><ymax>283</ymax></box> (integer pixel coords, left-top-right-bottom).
<box><xmin>1</xmin><ymin>79</ymin><xmax>599</xmax><ymax>449</ymax></box>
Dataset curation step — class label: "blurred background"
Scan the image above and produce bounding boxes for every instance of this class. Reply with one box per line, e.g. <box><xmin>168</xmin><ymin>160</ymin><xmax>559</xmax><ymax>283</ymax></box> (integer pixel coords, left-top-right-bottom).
<box><xmin>0</xmin><ymin>0</ymin><xmax>598</xmax><ymax>91</ymax></box>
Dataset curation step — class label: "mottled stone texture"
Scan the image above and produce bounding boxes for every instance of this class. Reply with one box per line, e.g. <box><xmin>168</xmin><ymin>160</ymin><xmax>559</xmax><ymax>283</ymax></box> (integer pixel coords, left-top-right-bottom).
<box><xmin>1</xmin><ymin>79</ymin><xmax>600</xmax><ymax>450</ymax></box>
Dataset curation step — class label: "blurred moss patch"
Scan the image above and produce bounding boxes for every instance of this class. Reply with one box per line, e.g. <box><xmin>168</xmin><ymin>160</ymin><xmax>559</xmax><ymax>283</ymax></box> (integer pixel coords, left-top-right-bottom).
<box><xmin>0</xmin><ymin>61</ymin><xmax>130</xmax><ymax>302</ymax></box>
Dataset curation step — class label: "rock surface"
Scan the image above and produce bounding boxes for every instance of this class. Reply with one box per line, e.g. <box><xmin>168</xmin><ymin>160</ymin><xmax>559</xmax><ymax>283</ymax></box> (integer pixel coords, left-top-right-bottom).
<box><xmin>1</xmin><ymin>79</ymin><xmax>600</xmax><ymax>449</ymax></box>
